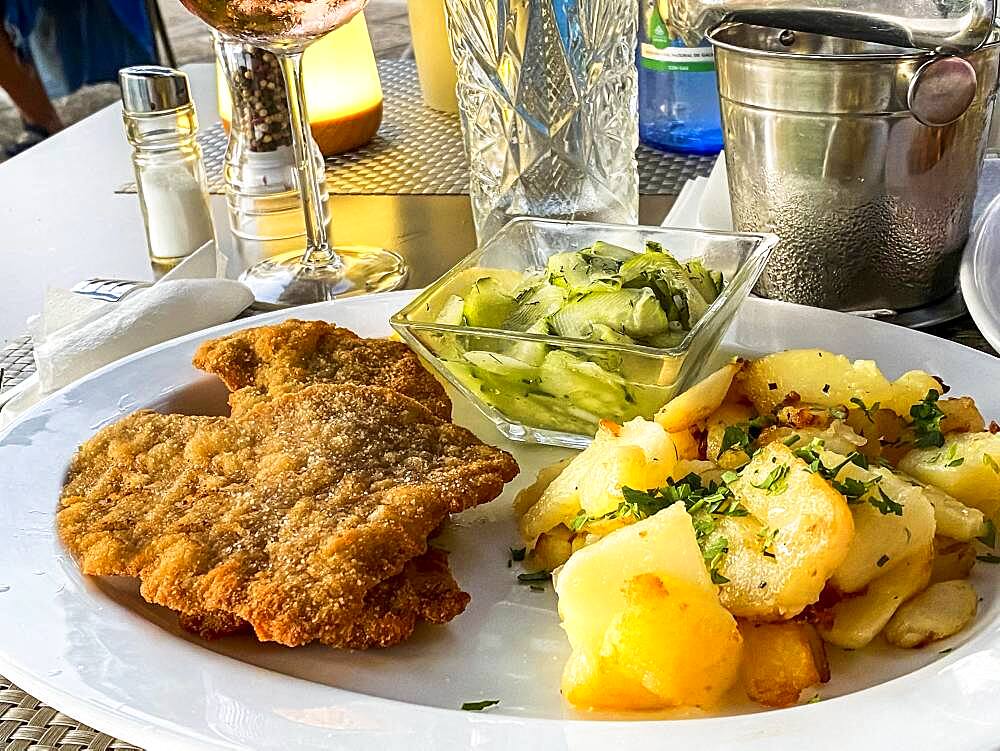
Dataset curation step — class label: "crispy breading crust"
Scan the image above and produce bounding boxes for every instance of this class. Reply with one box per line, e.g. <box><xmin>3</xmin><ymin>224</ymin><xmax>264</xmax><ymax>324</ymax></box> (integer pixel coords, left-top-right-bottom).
<box><xmin>59</xmin><ymin>384</ymin><xmax>517</xmax><ymax>648</ymax></box>
<box><xmin>176</xmin><ymin>548</ymin><xmax>470</xmax><ymax>648</ymax></box>
<box><xmin>192</xmin><ymin>319</ymin><xmax>452</xmax><ymax>420</ymax></box>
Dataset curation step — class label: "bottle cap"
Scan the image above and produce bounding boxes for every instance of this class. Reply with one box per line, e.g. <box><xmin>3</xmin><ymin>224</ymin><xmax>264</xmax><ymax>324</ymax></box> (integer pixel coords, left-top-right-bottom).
<box><xmin>119</xmin><ymin>66</ymin><xmax>192</xmax><ymax>114</ymax></box>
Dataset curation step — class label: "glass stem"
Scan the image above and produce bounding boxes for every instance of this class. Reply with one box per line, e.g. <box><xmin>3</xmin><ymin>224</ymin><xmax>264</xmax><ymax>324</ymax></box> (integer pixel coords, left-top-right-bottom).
<box><xmin>277</xmin><ymin>51</ymin><xmax>336</xmax><ymax>269</ymax></box>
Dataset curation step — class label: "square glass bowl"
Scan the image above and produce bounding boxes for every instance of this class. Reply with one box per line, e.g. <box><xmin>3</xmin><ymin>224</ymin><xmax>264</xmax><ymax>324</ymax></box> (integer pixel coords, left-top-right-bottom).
<box><xmin>391</xmin><ymin>218</ymin><xmax>777</xmax><ymax>448</ymax></box>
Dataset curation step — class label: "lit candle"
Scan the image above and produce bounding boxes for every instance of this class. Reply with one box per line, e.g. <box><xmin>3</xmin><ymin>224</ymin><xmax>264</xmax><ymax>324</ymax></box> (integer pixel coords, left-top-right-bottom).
<box><xmin>217</xmin><ymin>13</ymin><xmax>383</xmax><ymax>156</ymax></box>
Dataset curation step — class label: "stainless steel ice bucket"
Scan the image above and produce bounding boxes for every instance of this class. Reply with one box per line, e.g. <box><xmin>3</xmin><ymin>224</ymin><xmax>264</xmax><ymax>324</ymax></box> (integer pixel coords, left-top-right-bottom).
<box><xmin>710</xmin><ymin>24</ymin><xmax>1000</xmax><ymax>312</ymax></box>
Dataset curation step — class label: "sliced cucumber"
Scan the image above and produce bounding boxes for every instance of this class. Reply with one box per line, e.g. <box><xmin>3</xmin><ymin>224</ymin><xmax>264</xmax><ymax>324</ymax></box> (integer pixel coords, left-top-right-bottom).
<box><xmin>586</xmin><ymin>240</ymin><xmax>635</xmax><ymax>263</ymax></box>
<box><xmin>434</xmin><ymin>294</ymin><xmax>466</xmax><ymax>325</ymax></box>
<box><xmin>463</xmin><ymin>277</ymin><xmax>515</xmax><ymax>329</ymax></box>
<box><xmin>684</xmin><ymin>259</ymin><xmax>724</xmax><ymax>305</ymax></box>
<box><xmin>504</xmin><ymin>283</ymin><xmax>567</xmax><ymax>331</ymax></box>
<box><xmin>463</xmin><ymin>350</ymin><xmax>539</xmax><ymax>383</ymax></box>
<box><xmin>646</xmin><ymin>329</ymin><xmax>688</xmax><ymax>349</ymax></box>
<box><xmin>487</xmin><ymin>390</ymin><xmax>602</xmax><ymax>435</ymax></box>
<box><xmin>548</xmin><ymin>289</ymin><xmax>669</xmax><ymax>341</ymax></box>
<box><xmin>504</xmin><ymin>319</ymin><xmax>550</xmax><ymax>366</ymax></box>
<box><xmin>589</xmin><ymin>323</ymin><xmax>636</xmax><ymax>346</ymax></box>
<box><xmin>546</xmin><ymin>251</ymin><xmax>592</xmax><ymax>289</ymax></box>
<box><xmin>546</xmin><ymin>250</ymin><xmax>620</xmax><ymax>295</ymax></box>
<box><xmin>539</xmin><ymin>350</ymin><xmax>631</xmax><ymax>418</ymax></box>
<box><xmin>626</xmin><ymin>382</ymin><xmax>675</xmax><ymax>416</ymax></box>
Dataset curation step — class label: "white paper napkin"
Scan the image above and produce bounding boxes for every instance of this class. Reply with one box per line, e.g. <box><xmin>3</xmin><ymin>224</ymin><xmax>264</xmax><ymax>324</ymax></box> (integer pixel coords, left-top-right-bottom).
<box><xmin>662</xmin><ymin>152</ymin><xmax>734</xmax><ymax>231</ymax></box>
<box><xmin>1</xmin><ymin>243</ymin><xmax>254</xmax><ymax>427</ymax></box>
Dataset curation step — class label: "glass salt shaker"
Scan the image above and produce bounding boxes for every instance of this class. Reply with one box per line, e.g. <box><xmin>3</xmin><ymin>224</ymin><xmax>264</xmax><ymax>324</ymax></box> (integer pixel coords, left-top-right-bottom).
<box><xmin>213</xmin><ymin>33</ymin><xmax>330</xmax><ymax>260</ymax></box>
<box><xmin>119</xmin><ymin>66</ymin><xmax>215</xmax><ymax>268</ymax></box>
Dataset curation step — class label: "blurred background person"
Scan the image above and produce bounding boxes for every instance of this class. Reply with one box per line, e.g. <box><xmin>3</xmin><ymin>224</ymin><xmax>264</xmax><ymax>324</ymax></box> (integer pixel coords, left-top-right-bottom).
<box><xmin>1</xmin><ymin>0</ymin><xmax>156</xmax><ymax>156</ymax></box>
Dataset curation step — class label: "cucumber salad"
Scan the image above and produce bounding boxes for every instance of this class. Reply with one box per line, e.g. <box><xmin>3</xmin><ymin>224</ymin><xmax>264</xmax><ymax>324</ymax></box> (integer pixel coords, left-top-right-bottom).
<box><xmin>429</xmin><ymin>240</ymin><xmax>725</xmax><ymax>435</ymax></box>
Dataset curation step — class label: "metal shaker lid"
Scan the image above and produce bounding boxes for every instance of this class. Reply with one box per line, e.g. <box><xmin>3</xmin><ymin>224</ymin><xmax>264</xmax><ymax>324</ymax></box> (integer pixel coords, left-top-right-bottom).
<box><xmin>119</xmin><ymin>66</ymin><xmax>192</xmax><ymax>114</ymax></box>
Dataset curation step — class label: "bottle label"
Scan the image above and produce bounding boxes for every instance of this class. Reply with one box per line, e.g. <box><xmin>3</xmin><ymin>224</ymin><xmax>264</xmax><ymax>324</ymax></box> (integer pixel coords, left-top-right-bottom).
<box><xmin>640</xmin><ymin>0</ymin><xmax>715</xmax><ymax>72</ymax></box>
<box><xmin>640</xmin><ymin>44</ymin><xmax>715</xmax><ymax>72</ymax></box>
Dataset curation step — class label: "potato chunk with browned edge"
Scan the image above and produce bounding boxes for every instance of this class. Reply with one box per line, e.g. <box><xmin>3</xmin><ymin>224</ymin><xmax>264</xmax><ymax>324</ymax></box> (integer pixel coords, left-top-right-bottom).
<box><xmin>884</xmin><ymin>580</ymin><xmax>978</xmax><ymax>648</ymax></box>
<box><xmin>739</xmin><ymin>621</ymin><xmax>829</xmax><ymax>707</ymax></box>
<box><xmin>557</xmin><ymin>505</ymin><xmax>742</xmax><ymax>710</ymax></box>
<box><xmin>715</xmin><ymin>443</ymin><xmax>854</xmax><ymax>620</ymax></box>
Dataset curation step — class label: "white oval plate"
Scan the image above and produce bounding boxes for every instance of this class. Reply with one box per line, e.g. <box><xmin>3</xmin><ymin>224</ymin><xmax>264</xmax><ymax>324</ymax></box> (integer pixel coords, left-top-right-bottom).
<box><xmin>962</xmin><ymin>192</ymin><xmax>1000</xmax><ymax>352</ymax></box>
<box><xmin>1</xmin><ymin>290</ymin><xmax>999</xmax><ymax>751</ymax></box>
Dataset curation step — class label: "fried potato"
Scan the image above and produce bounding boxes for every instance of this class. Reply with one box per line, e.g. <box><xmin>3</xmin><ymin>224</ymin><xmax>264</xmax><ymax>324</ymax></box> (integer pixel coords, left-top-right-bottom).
<box><xmin>561</xmin><ymin>647</ymin><xmax>663</xmax><ymax>711</ymax></box>
<box><xmin>883</xmin><ymin>580</ymin><xmax>977</xmax><ymax>648</ymax></box>
<box><xmin>818</xmin><ymin>543</ymin><xmax>933</xmax><ymax>649</ymax></box>
<box><xmin>829</xmin><ymin>461</ymin><xmax>936</xmax><ymax>594</ymax></box>
<box><xmin>715</xmin><ymin>443</ymin><xmax>854</xmax><ymax>619</ymax></box>
<box><xmin>595</xmin><ymin>574</ymin><xmax>742</xmax><ymax>709</ymax></box>
<box><xmin>767</xmin><ymin>421</ymin><xmax>869</xmax><ymax>456</ymax></box>
<box><xmin>555</xmin><ymin>504</ymin><xmax>713</xmax><ymax>654</ymax></box>
<box><xmin>899</xmin><ymin>432</ymin><xmax>1000</xmax><ymax>521</ymax></box>
<box><xmin>530</xmin><ymin>526</ymin><xmax>574</xmax><ymax>571</ymax></box>
<box><xmin>655</xmin><ymin>361</ymin><xmax>743</xmax><ymax>433</ymax></box>
<box><xmin>919</xmin><ymin>483</ymin><xmax>986</xmax><ymax>542</ymax></box>
<box><xmin>670</xmin><ymin>428</ymin><xmax>701</xmax><ymax>461</ymax></box>
<box><xmin>739</xmin><ymin>621</ymin><xmax>829</xmax><ymax>708</ymax></box>
<box><xmin>844</xmin><ymin>407</ymin><xmax>906</xmax><ymax>461</ymax></box>
<box><xmin>705</xmin><ymin>401</ymin><xmax>755</xmax><ymax>468</ymax></box>
<box><xmin>931</xmin><ymin>538</ymin><xmax>977</xmax><ymax>583</ymax></box>
<box><xmin>557</xmin><ymin>505</ymin><xmax>741</xmax><ymax>710</ymax></box>
<box><xmin>519</xmin><ymin>418</ymin><xmax>677</xmax><ymax>545</ymax></box>
<box><xmin>939</xmin><ymin>397</ymin><xmax>986</xmax><ymax>435</ymax></box>
<box><xmin>737</xmin><ymin>349</ymin><xmax>941</xmax><ymax>417</ymax></box>
<box><xmin>513</xmin><ymin>457</ymin><xmax>572</xmax><ymax>518</ymax></box>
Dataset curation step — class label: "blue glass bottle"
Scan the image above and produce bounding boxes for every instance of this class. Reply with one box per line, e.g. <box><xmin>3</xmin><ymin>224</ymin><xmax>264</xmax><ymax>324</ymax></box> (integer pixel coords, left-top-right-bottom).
<box><xmin>637</xmin><ymin>0</ymin><xmax>723</xmax><ymax>155</ymax></box>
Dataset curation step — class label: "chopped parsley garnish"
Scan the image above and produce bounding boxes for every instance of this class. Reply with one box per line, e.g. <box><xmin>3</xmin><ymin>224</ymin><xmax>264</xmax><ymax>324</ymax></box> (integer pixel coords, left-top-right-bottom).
<box><xmin>831</xmin><ymin>475</ymin><xmax>880</xmax><ymax>504</ymax></box>
<box><xmin>977</xmin><ymin>519</ymin><xmax>997</xmax><ymax>549</ymax></box>
<box><xmin>910</xmin><ymin>389</ymin><xmax>945</xmax><ymax>448</ymax></box>
<box><xmin>573</xmin><ymin>474</ymin><xmax>749</xmax><ymax>584</ymax></box>
<box><xmin>850</xmin><ymin>397</ymin><xmax>880</xmax><ymax>422</ymax></box>
<box><xmin>807</xmin><ymin>695</ymin><xmax>822</xmax><ymax>704</ymax></box>
<box><xmin>702</xmin><ymin>536</ymin><xmax>731</xmax><ymax>584</ymax></box>
<box><xmin>829</xmin><ymin>406</ymin><xmax>848</xmax><ymax>420</ymax></box>
<box><xmin>870</xmin><ymin>488</ymin><xmax>904</xmax><ymax>516</ymax></box>
<box><xmin>461</xmin><ymin>700</ymin><xmax>500</xmax><ymax>711</ymax></box>
<box><xmin>983</xmin><ymin>453</ymin><xmax>1000</xmax><ymax>474</ymax></box>
<box><xmin>750</xmin><ymin>463</ymin><xmax>790</xmax><ymax>494</ymax></box>
<box><xmin>936</xmin><ymin>443</ymin><xmax>964</xmax><ymax>467</ymax></box>
<box><xmin>782</xmin><ymin>433</ymin><xmax>802</xmax><ymax>447</ymax></box>
<box><xmin>757</xmin><ymin>526</ymin><xmax>779</xmax><ymax>558</ymax></box>
<box><xmin>793</xmin><ymin>440</ymin><xmax>874</xmax><ymax>494</ymax></box>
<box><xmin>517</xmin><ymin>571</ymin><xmax>551</xmax><ymax>584</ymax></box>
<box><xmin>748</xmin><ymin>414</ymin><xmax>777</xmax><ymax>432</ymax></box>
<box><xmin>720</xmin><ymin>425</ymin><xmax>751</xmax><ymax>455</ymax></box>
<box><xmin>509</xmin><ymin>546</ymin><xmax>526</xmax><ymax>562</ymax></box>
<box><xmin>793</xmin><ymin>439</ymin><xmax>826</xmax><ymax>473</ymax></box>
<box><xmin>876</xmin><ymin>554</ymin><xmax>890</xmax><ymax>567</ymax></box>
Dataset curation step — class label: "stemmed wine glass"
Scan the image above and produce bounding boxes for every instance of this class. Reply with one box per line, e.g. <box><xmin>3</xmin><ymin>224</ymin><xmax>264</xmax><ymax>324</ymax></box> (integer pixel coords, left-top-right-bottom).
<box><xmin>180</xmin><ymin>0</ymin><xmax>406</xmax><ymax>305</ymax></box>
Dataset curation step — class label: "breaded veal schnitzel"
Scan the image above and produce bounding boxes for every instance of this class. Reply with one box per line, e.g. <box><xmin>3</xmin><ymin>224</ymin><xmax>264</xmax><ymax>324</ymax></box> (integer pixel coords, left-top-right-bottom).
<box><xmin>193</xmin><ymin>319</ymin><xmax>452</xmax><ymax>420</ymax></box>
<box><xmin>59</xmin><ymin>383</ymin><xmax>518</xmax><ymax>648</ymax></box>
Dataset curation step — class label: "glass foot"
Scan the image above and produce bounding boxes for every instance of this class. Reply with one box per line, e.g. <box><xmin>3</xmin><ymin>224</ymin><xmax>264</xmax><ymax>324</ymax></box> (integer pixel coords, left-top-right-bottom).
<box><xmin>239</xmin><ymin>245</ymin><xmax>407</xmax><ymax>306</ymax></box>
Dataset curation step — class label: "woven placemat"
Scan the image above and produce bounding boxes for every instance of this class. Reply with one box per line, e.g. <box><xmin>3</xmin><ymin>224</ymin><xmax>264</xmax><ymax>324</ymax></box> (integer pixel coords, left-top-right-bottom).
<box><xmin>0</xmin><ymin>673</ymin><xmax>142</xmax><ymax>750</ymax></box>
<box><xmin>116</xmin><ymin>59</ymin><xmax>716</xmax><ymax>197</ymax></box>
<box><xmin>0</xmin><ymin>336</ymin><xmax>34</xmax><ymax>395</ymax></box>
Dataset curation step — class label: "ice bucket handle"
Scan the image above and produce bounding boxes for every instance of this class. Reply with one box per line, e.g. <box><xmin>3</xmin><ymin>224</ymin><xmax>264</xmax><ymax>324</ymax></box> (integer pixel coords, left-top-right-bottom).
<box><xmin>666</xmin><ymin>0</ymin><xmax>997</xmax><ymax>54</ymax></box>
<box><xmin>907</xmin><ymin>54</ymin><xmax>981</xmax><ymax>126</ymax></box>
